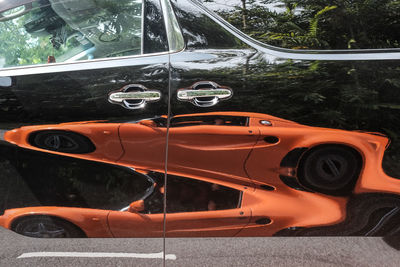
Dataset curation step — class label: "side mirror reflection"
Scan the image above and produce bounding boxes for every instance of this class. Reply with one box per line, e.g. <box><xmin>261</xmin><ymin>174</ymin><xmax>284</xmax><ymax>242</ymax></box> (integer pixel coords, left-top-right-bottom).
<box><xmin>139</xmin><ymin>120</ymin><xmax>157</xmax><ymax>127</ymax></box>
<box><xmin>128</xmin><ymin>199</ymin><xmax>145</xmax><ymax>213</ymax></box>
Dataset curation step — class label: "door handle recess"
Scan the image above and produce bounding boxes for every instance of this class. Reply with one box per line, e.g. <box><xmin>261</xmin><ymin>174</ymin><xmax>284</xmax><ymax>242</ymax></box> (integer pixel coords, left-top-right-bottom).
<box><xmin>177</xmin><ymin>81</ymin><xmax>232</xmax><ymax>107</ymax></box>
<box><xmin>108</xmin><ymin>84</ymin><xmax>161</xmax><ymax>110</ymax></box>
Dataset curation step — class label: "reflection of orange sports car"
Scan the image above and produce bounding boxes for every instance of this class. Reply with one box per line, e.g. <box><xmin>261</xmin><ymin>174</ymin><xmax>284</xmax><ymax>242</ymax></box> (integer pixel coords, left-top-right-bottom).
<box><xmin>0</xmin><ymin>170</ymin><xmax>346</xmax><ymax>238</ymax></box>
<box><xmin>4</xmin><ymin>112</ymin><xmax>399</xmax><ymax>196</ymax></box>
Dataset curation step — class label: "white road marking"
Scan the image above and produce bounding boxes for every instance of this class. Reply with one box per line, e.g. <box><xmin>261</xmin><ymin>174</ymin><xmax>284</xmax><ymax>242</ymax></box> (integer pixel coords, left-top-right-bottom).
<box><xmin>17</xmin><ymin>251</ymin><xmax>177</xmax><ymax>260</ymax></box>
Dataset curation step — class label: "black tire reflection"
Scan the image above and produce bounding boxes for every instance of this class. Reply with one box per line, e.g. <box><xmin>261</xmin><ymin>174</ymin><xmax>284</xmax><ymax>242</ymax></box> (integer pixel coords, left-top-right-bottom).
<box><xmin>12</xmin><ymin>215</ymin><xmax>86</xmax><ymax>238</ymax></box>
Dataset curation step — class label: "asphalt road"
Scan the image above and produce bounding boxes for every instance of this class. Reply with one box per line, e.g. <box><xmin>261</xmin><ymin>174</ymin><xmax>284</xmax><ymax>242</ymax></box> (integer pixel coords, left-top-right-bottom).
<box><xmin>0</xmin><ymin>227</ymin><xmax>399</xmax><ymax>266</ymax></box>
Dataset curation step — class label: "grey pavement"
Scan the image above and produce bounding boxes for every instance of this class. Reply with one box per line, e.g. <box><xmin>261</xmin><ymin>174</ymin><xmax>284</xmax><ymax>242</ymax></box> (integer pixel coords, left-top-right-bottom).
<box><xmin>0</xmin><ymin>227</ymin><xmax>399</xmax><ymax>266</ymax></box>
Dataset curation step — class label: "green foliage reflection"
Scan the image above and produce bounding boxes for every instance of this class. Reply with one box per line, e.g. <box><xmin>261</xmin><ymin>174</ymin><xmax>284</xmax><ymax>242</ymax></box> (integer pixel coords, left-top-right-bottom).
<box><xmin>210</xmin><ymin>0</ymin><xmax>400</xmax><ymax>50</ymax></box>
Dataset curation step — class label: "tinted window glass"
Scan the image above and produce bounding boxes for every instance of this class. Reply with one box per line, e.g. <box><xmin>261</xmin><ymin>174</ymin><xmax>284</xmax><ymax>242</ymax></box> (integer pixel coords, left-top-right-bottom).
<box><xmin>0</xmin><ymin>147</ymin><xmax>153</xmax><ymax>213</ymax></box>
<box><xmin>166</xmin><ymin>175</ymin><xmax>241</xmax><ymax>213</ymax></box>
<box><xmin>143</xmin><ymin>0</ymin><xmax>169</xmax><ymax>53</ymax></box>
<box><xmin>142</xmin><ymin>173</ymin><xmax>241</xmax><ymax>214</ymax></box>
<box><xmin>210</xmin><ymin>1</ymin><xmax>400</xmax><ymax>50</ymax></box>
<box><xmin>171</xmin><ymin>0</ymin><xmax>244</xmax><ymax>49</ymax></box>
<box><xmin>0</xmin><ymin>0</ymin><xmax>147</xmax><ymax>68</ymax></box>
<box><xmin>171</xmin><ymin>115</ymin><xmax>249</xmax><ymax>127</ymax></box>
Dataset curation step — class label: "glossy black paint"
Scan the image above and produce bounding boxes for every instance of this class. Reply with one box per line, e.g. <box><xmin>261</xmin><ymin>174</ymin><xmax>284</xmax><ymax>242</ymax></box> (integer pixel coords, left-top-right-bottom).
<box><xmin>275</xmin><ymin>193</ymin><xmax>400</xmax><ymax>238</ymax></box>
<box><xmin>0</xmin><ymin>0</ymin><xmax>399</xmax><ymax>242</ymax></box>
<box><xmin>169</xmin><ymin>0</ymin><xmax>400</xmax><ymax>238</ymax></box>
<box><xmin>0</xmin><ymin>146</ymin><xmax>152</xmax><ymax>214</ymax></box>
<box><xmin>0</xmin><ymin>62</ymin><xmax>169</xmax><ymax>124</ymax></box>
<box><xmin>143</xmin><ymin>0</ymin><xmax>169</xmax><ymax>54</ymax></box>
<box><xmin>0</xmin><ymin>0</ymin><xmax>170</xmax><ymax>230</ymax></box>
<box><xmin>171</xmin><ymin>0</ymin><xmax>400</xmax><ymax>177</ymax></box>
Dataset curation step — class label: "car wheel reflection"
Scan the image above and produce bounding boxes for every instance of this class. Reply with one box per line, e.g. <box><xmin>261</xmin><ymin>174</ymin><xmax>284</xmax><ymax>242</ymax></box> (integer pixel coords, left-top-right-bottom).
<box><xmin>12</xmin><ymin>215</ymin><xmax>86</xmax><ymax>238</ymax></box>
<box><xmin>29</xmin><ymin>131</ymin><xmax>96</xmax><ymax>154</ymax></box>
<box><xmin>298</xmin><ymin>145</ymin><xmax>362</xmax><ymax>195</ymax></box>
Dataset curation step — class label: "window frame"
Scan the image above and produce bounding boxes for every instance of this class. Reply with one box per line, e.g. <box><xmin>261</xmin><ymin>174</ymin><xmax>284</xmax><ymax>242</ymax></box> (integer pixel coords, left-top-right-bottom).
<box><xmin>0</xmin><ymin>0</ymin><xmax>185</xmax><ymax>74</ymax></box>
<box><xmin>185</xmin><ymin>0</ymin><xmax>400</xmax><ymax>61</ymax></box>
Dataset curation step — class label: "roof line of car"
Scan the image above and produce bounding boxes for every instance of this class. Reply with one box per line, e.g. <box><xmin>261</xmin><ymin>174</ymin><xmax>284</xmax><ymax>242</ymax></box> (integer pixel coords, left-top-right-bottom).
<box><xmin>189</xmin><ymin>0</ymin><xmax>400</xmax><ymax>61</ymax></box>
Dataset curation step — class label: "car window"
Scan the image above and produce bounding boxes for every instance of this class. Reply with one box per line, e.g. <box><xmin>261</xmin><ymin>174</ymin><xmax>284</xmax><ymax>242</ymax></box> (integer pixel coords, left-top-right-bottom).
<box><xmin>126</xmin><ymin>115</ymin><xmax>250</xmax><ymax>128</ymax></box>
<box><xmin>142</xmin><ymin>173</ymin><xmax>242</xmax><ymax>214</ymax></box>
<box><xmin>208</xmin><ymin>1</ymin><xmax>400</xmax><ymax>50</ymax></box>
<box><xmin>0</xmin><ymin>0</ymin><xmax>151</xmax><ymax>69</ymax></box>
<box><xmin>171</xmin><ymin>0</ymin><xmax>244</xmax><ymax>50</ymax></box>
<box><xmin>0</xmin><ymin>148</ymin><xmax>153</xmax><ymax>213</ymax></box>
<box><xmin>158</xmin><ymin>174</ymin><xmax>242</xmax><ymax>213</ymax></box>
<box><xmin>170</xmin><ymin>115</ymin><xmax>249</xmax><ymax>127</ymax></box>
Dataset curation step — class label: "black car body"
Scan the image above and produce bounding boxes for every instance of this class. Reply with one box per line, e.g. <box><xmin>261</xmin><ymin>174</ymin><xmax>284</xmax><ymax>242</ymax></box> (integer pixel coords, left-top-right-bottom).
<box><xmin>0</xmin><ymin>0</ymin><xmax>400</xmax><ymax>241</ymax></box>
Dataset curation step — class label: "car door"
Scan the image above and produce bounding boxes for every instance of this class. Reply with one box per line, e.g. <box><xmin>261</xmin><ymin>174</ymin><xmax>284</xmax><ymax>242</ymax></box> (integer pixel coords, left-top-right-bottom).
<box><xmin>0</xmin><ymin>0</ymin><xmax>171</xmax><ymax>239</ymax></box>
<box><xmin>108</xmin><ymin>171</ymin><xmax>251</xmax><ymax>238</ymax></box>
<box><xmin>117</xmin><ymin>118</ymin><xmax>169</xmax><ymax>172</ymax></box>
<box><xmin>167</xmin><ymin>114</ymin><xmax>259</xmax><ymax>185</ymax></box>
<box><xmin>118</xmin><ymin>113</ymin><xmax>260</xmax><ymax>184</ymax></box>
<box><xmin>165</xmin><ymin>209</ymin><xmax>251</xmax><ymax>237</ymax></box>
<box><xmin>163</xmin><ymin>173</ymin><xmax>251</xmax><ymax>237</ymax></box>
<box><xmin>108</xmin><ymin>210</ymin><xmax>165</xmax><ymax>238</ymax></box>
<box><xmin>166</xmin><ymin>0</ymin><xmax>400</xmax><ymax>240</ymax></box>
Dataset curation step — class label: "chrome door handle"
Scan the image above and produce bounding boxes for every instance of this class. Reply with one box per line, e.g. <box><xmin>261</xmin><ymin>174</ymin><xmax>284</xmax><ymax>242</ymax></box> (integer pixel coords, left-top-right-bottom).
<box><xmin>177</xmin><ymin>81</ymin><xmax>233</xmax><ymax>107</ymax></box>
<box><xmin>108</xmin><ymin>84</ymin><xmax>161</xmax><ymax>110</ymax></box>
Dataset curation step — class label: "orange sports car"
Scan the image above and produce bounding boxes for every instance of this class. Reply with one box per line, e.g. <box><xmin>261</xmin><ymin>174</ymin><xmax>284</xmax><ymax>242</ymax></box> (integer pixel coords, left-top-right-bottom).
<box><xmin>0</xmin><ymin>169</ymin><xmax>346</xmax><ymax>238</ymax></box>
<box><xmin>3</xmin><ymin>112</ymin><xmax>399</xmax><ymax>196</ymax></box>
